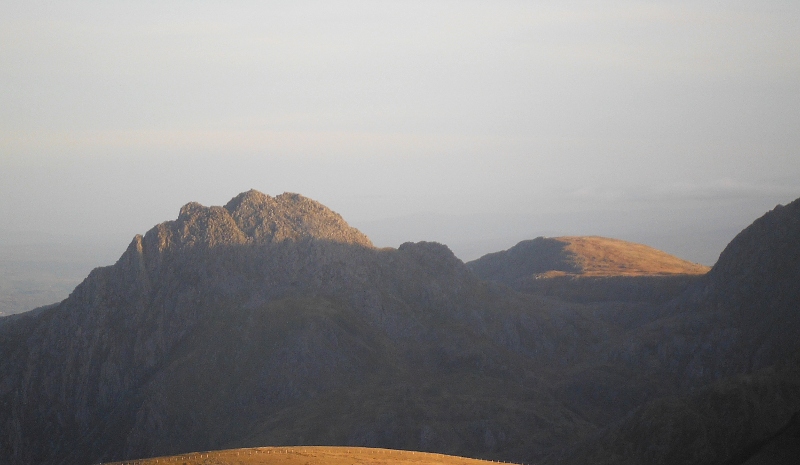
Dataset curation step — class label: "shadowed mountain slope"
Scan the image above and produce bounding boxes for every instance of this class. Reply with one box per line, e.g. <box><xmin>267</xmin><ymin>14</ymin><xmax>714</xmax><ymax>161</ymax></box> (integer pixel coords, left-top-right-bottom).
<box><xmin>557</xmin><ymin>356</ymin><xmax>800</xmax><ymax>465</ymax></box>
<box><xmin>1</xmin><ymin>191</ymin><xmax>799</xmax><ymax>465</ymax></box>
<box><xmin>548</xmin><ymin>198</ymin><xmax>800</xmax><ymax>465</ymax></box>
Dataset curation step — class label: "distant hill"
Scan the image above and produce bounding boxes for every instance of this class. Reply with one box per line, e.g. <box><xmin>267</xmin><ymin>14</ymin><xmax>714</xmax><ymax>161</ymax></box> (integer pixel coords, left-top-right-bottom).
<box><xmin>467</xmin><ymin>236</ymin><xmax>710</xmax><ymax>304</ymax></box>
<box><xmin>468</xmin><ymin>235</ymin><xmax>709</xmax><ymax>283</ymax></box>
<box><xmin>1</xmin><ymin>190</ymin><xmax>798</xmax><ymax>465</ymax></box>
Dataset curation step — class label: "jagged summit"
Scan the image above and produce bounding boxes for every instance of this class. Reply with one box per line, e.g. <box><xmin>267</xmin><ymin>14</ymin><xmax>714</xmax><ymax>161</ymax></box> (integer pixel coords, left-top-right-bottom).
<box><xmin>137</xmin><ymin>190</ymin><xmax>373</xmax><ymax>253</ymax></box>
<box><xmin>223</xmin><ymin>190</ymin><xmax>373</xmax><ymax>247</ymax></box>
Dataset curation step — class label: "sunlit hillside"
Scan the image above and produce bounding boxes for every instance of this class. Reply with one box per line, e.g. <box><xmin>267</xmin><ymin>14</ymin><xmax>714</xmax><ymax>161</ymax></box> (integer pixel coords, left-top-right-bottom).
<box><xmin>103</xmin><ymin>446</ymin><xmax>507</xmax><ymax>465</ymax></box>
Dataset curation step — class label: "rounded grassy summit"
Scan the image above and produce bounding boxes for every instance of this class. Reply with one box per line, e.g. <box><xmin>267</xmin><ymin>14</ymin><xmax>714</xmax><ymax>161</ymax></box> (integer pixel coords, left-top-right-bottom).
<box><xmin>468</xmin><ymin>235</ymin><xmax>709</xmax><ymax>284</ymax></box>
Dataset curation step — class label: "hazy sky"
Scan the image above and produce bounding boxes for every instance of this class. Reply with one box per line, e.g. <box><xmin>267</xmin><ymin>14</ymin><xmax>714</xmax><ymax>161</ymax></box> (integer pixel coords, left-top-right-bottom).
<box><xmin>2</xmin><ymin>1</ymin><xmax>799</xmax><ymax>267</ymax></box>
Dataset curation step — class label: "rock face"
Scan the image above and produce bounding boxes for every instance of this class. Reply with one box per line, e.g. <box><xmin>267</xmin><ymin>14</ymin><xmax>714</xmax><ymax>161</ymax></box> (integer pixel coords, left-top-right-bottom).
<box><xmin>1</xmin><ymin>191</ymin><xmax>799</xmax><ymax>465</ymax></box>
<box><xmin>223</xmin><ymin>190</ymin><xmax>373</xmax><ymax>247</ymax></box>
<box><xmin>137</xmin><ymin>190</ymin><xmax>373</xmax><ymax>254</ymax></box>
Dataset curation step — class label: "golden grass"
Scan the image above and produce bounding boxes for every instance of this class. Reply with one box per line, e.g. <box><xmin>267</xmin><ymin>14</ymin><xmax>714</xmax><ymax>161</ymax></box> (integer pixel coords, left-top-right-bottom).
<box><xmin>103</xmin><ymin>446</ymin><xmax>508</xmax><ymax>465</ymax></box>
<box><xmin>556</xmin><ymin>236</ymin><xmax>710</xmax><ymax>277</ymax></box>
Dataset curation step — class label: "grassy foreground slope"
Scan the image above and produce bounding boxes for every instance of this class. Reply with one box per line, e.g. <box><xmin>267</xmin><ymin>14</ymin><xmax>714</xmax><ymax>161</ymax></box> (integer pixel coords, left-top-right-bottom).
<box><xmin>103</xmin><ymin>446</ymin><xmax>504</xmax><ymax>465</ymax></box>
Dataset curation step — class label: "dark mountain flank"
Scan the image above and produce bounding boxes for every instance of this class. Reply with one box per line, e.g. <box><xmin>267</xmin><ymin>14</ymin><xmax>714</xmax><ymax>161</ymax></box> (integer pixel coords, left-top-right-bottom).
<box><xmin>553</xmin><ymin>198</ymin><xmax>800</xmax><ymax>465</ymax></box>
<box><xmin>1</xmin><ymin>191</ymin><xmax>799</xmax><ymax>465</ymax></box>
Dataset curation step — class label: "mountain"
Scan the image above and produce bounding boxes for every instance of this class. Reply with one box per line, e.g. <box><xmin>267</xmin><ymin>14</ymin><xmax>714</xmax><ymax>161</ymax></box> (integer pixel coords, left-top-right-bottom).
<box><xmin>0</xmin><ymin>191</ymin><xmax>582</xmax><ymax>464</ymax></box>
<box><xmin>0</xmin><ymin>191</ymin><xmax>798</xmax><ymax>465</ymax></box>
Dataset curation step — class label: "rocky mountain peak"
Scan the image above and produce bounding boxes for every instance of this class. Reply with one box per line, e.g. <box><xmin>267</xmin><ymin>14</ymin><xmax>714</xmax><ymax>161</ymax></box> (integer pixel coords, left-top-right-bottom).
<box><xmin>136</xmin><ymin>190</ymin><xmax>373</xmax><ymax>256</ymax></box>
<box><xmin>222</xmin><ymin>189</ymin><xmax>373</xmax><ymax>247</ymax></box>
<box><xmin>177</xmin><ymin>201</ymin><xmax>206</xmax><ymax>220</ymax></box>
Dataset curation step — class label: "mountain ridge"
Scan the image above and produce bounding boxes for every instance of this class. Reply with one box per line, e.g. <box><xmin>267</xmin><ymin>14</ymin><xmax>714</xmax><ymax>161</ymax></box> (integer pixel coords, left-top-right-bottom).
<box><xmin>1</xmin><ymin>190</ymin><xmax>799</xmax><ymax>465</ymax></box>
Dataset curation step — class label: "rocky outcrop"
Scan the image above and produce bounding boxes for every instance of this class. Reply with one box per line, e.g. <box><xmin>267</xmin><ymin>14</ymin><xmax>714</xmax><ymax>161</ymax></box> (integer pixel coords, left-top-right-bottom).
<box><xmin>223</xmin><ymin>190</ymin><xmax>373</xmax><ymax>247</ymax></box>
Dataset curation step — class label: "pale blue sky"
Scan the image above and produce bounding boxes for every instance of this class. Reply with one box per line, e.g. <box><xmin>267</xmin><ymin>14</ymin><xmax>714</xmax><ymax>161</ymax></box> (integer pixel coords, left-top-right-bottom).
<box><xmin>2</xmin><ymin>1</ymin><xmax>799</xmax><ymax>270</ymax></box>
